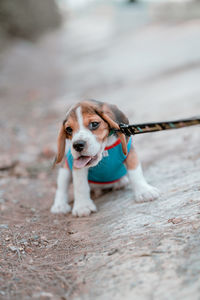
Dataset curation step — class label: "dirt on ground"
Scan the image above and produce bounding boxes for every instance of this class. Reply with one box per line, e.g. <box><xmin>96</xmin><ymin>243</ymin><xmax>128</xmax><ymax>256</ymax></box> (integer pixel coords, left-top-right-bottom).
<box><xmin>0</xmin><ymin>2</ymin><xmax>200</xmax><ymax>300</ymax></box>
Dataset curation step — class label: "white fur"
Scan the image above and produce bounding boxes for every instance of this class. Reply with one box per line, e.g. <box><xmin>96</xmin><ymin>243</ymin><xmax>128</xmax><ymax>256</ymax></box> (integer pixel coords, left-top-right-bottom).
<box><xmin>51</xmin><ymin>168</ymin><xmax>71</xmax><ymax>214</ymax></box>
<box><xmin>72</xmin><ymin>167</ymin><xmax>97</xmax><ymax>217</ymax></box>
<box><xmin>128</xmin><ymin>164</ymin><xmax>160</xmax><ymax>202</ymax></box>
<box><xmin>76</xmin><ymin>106</ymin><xmax>84</xmax><ymax>128</ymax></box>
<box><xmin>105</xmin><ymin>134</ymin><xmax>118</xmax><ymax>148</ymax></box>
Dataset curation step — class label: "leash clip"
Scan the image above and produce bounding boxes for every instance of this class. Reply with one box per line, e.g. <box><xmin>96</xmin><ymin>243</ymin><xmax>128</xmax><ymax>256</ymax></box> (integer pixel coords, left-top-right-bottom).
<box><xmin>119</xmin><ymin>123</ymin><xmax>133</xmax><ymax>136</ymax></box>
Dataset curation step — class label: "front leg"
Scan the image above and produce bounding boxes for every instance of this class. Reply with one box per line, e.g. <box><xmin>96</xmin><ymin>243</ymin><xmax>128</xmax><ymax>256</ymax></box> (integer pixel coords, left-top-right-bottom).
<box><xmin>125</xmin><ymin>146</ymin><xmax>160</xmax><ymax>202</ymax></box>
<box><xmin>72</xmin><ymin>168</ymin><xmax>97</xmax><ymax>217</ymax></box>
<box><xmin>51</xmin><ymin>167</ymin><xmax>71</xmax><ymax>214</ymax></box>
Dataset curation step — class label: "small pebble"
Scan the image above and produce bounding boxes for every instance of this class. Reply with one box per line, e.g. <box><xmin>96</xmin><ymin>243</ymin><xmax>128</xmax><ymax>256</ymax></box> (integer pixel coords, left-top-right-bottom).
<box><xmin>29</xmin><ymin>258</ymin><xmax>33</xmax><ymax>263</ymax></box>
<box><xmin>0</xmin><ymin>224</ymin><xmax>9</xmax><ymax>229</ymax></box>
<box><xmin>33</xmin><ymin>291</ymin><xmax>53</xmax><ymax>298</ymax></box>
<box><xmin>9</xmin><ymin>245</ymin><xmax>18</xmax><ymax>252</ymax></box>
<box><xmin>26</xmin><ymin>247</ymin><xmax>33</xmax><ymax>254</ymax></box>
<box><xmin>108</xmin><ymin>248</ymin><xmax>118</xmax><ymax>256</ymax></box>
<box><xmin>168</xmin><ymin>218</ymin><xmax>183</xmax><ymax>224</ymax></box>
<box><xmin>33</xmin><ymin>241</ymin><xmax>39</xmax><ymax>246</ymax></box>
<box><xmin>13</xmin><ymin>277</ymin><xmax>20</xmax><ymax>282</ymax></box>
<box><xmin>12</xmin><ymin>199</ymin><xmax>19</xmax><ymax>204</ymax></box>
<box><xmin>19</xmin><ymin>238</ymin><xmax>28</xmax><ymax>245</ymax></box>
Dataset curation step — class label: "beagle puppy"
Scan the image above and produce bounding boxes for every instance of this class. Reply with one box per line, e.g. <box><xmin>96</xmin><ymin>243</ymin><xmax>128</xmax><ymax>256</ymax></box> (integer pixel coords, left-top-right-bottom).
<box><xmin>51</xmin><ymin>100</ymin><xmax>160</xmax><ymax>217</ymax></box>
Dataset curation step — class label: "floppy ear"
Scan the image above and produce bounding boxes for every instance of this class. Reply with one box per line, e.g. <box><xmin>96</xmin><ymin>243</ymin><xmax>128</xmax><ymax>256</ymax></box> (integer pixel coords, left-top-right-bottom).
<box><xmin>53</xmin><ymin>123</ymin><xmax>66</xmax><ymax>166</ymax></box>
<box><xmin>96</xmin><ymin>103</ymin><xmax>129</xmax><ymax>156</ymax></box>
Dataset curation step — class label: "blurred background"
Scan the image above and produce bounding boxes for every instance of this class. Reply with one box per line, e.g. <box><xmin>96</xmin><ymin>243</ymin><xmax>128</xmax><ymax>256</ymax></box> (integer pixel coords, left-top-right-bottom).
<box><xmin>0</xmin><ymin>1</ymin><xmax>200</xmax><ymax>299</ymax></box>
<box><xmin>0</xmin><ymin>0</ymin><xmax>200</xmax><ymax>169</ymax></box>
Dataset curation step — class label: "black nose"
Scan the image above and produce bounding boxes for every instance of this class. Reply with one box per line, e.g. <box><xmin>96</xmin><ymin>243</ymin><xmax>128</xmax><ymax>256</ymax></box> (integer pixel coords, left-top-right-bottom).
<box><xmin>73</xmin><ymin>140</ymin><xmax>86</xmax><ymax>152</ymax></box>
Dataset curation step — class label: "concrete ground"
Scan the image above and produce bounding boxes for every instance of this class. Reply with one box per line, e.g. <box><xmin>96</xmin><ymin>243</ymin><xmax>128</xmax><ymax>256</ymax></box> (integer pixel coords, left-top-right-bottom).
<box><xmin>0</xmin><ymin>1</ymin><xmax>200</xmax><ymax>299</ymax></box>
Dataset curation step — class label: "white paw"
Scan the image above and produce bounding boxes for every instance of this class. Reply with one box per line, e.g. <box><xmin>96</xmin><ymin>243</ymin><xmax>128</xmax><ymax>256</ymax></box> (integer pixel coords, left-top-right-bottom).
<box><xmin>72</xmin><ymin>199</ymin><xmax>97</xmax><ymax>217</ymax></box>
<box><xmin>51</xmin><ymin>193</ymin><xmax>71</xmax><ymax>214</ymax></box>
<box><xmin>51</xmin><ymin>202</ymin><xmax>71</xmax><ymax>214</ymax></box>
<box><xmin>134</xmin><ymin>184</ymin><xmax>160</xmax><ymax>202</ymax></box>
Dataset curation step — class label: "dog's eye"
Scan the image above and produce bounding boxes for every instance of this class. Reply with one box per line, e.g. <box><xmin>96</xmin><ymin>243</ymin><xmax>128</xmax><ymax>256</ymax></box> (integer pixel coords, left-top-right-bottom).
<box><xmin>65</xmin><ymin>126</ymin><xmax>73</xmax><ymax>135</ymax></box>
<box><xmin>89</xmin><ymin>122</ymin><xmax>100</xmax><ymax>130</ymax></box>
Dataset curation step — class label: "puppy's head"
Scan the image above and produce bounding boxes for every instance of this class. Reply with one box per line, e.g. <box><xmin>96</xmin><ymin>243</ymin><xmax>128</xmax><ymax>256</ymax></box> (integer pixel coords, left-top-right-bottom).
<box><xmin>54</xmin><ymin>100</ymin><xmax>129</xmax><ymax>169</ymax></box>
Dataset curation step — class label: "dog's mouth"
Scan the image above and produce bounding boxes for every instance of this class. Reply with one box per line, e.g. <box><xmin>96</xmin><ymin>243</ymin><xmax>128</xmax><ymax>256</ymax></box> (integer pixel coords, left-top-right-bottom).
<box><xmin>73</xmin><ymin>155</ymin><xmax>98</xmax><ymax>169</ymax></box>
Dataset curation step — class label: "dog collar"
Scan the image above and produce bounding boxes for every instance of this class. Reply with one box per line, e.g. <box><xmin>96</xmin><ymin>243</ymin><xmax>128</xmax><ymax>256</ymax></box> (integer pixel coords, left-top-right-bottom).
<box><xmin>104</xmin><ymin>138</ymin><xmax>121</xmax><ymax>151</ymax></box>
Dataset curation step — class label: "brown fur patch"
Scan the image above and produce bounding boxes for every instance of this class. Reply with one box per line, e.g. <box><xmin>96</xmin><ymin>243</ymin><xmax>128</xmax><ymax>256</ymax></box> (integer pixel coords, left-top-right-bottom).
<box><xmin>63</xmin><ymin>107</ymin><xmax>79</xmax><ymax>139</ymax></box>
<box><xmin>80</xmin><ymin>101</ymin><xmax>110</xmax><ymax>142</ymax></box>
<box><xmin>83</xmin><ymin>113</ymin><xmax>109</xmax><ymax>143</ymax></box>
<box><xmin>63</xmin><ymin>101</ymin><xmax>110</xmax><ymax>142</ymax></box>
<box><xmin>125</xmin><ymin>146</ymin><xmax>139</xmax><ymax>169</ymax></box>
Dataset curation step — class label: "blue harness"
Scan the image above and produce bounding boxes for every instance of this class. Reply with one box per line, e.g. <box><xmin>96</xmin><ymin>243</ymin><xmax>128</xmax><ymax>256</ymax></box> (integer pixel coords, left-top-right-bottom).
<box><xmin>66</xmin><ymin>137</ymin><xmax>132</xmax><ymax>184</ymax></box>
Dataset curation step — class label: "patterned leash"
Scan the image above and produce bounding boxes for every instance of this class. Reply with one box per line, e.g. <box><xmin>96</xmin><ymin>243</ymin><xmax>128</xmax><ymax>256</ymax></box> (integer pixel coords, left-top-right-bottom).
<box><xmin>116</xmin><ymin>116</ymin><xmax>200</xmax><ymax>136</ymax></box>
